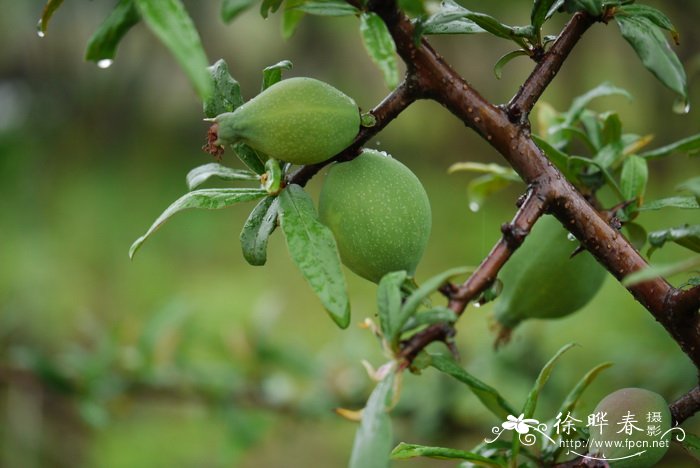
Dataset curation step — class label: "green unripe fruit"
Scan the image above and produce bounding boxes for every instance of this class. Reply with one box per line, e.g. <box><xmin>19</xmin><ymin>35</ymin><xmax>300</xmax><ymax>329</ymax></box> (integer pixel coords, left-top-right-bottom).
<box><xmin>494</xmin><ymin>215</ymin><xmax>606</xmax><ymax>329</ymax></box>
<box><xmin>318</xmin><ymin>149</ymin><xmax>431</xmax><ymax>283</ymax></box>
<box><xmin>215</xmin><ymin>77</ymin><xmax>360</xmax><ymax>165</ymax></box>
<box><xmin>587</xmin><ymin>388</ymin><xmax>671</xmax><ymax>467</ymax></box>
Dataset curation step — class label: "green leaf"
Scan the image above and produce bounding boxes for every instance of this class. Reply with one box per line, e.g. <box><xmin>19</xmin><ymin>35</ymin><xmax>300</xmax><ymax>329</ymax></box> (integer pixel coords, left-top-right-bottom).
<box><xmin>278</xmin><ymin>185</ymin><xmax>350</xmax><ymax>328</ymax></box>
<box><xmin>557</xmin><ymin>362</ymin><xmax>612</xmax><ymax>423</ymax></box>
<box><xmin>360</xmin><ymin>13</ymin><xmax>400</xmax><ymax>90</ymax></box>
<box><xmin>398</xmin><ymin>0</ymin><xmax>427</xmax><ymax>17</ymax></box>
<box><xmin>430</xmin><ymin>353</ymin><xmax>517</xmax><ymax>420</ymax></box>
<box><xmin>638</xmin><ymin>196</ymin><xmax>699</xmax><ymax>211</ymax></box>
<box><xmin>625</xmin><ymin>222</ymin><xmax>647</xmax><ymax>251</ymax></box>
<box><xmin>401</xmin><ymin>307</ymin><xmax>458</xmax><ymax>333</ymax></box>
<box><xmin>186</xmin><ymin>163</ymin><xmax>258</xmax><ymax>190</ymax></box>
<box><xmin>134</xmin><ymin>0</ymin><xmax>213</xmax><ymax>100</ymax></box>
<box><xmin>221</xmin><ymin>0</ymin><xmax>256</xmax><ymax>23</ymax></box>
<box><xmin>678</xmin><ymin>432</ymin><xmax>700</xmax><ymax>461</ymax></box>
<box><xmin>620</xmin><ymin>155</ymin><xmax>648</xmax><ymax>203</ymax></box>
<box><xmin>522</xmin><ymin>343</ymin><xmax>576</xmax><ymax>418</ymax></box>
<box><xmin>291</xmin><ymin>1</ymin><xmax>359</xmax><ymax>16</ymax></box>
<box><xmin>678</xmin><ymin>177</ymin><xmax>700</xmax><ymax>204</ymax></box>
<box><xmin>85</xmin><ymin>0</ymin><xmax>140</xmax><ymax>64</ymax></box>
<box><xmin>204</xmin><ymin>59</ymin><xmax>244</xmax><ymax>118</ymax></box>
<box><xmin>648</xmin><ymin>224</ymin><xmax>700</xmax><ymax>256</ymax></box>
<box><xmin>562</xmin><ymin>0</ymin><xmax>601</xmax><ymax>16</ymax></box>
<box><xmin>391</xmin><ymin>442</ymin><xmax>500</xmax><ymax>466</ymax></box>
<box><xmin>615</xmin><ymin>14</ymin><xmax>687</xmax><ymax>100</ymax></box>
<box><xmin>349</xmin><ymin>371</ymin><xmax>395</xmax><ymax>468</ymax></box>
<box><xmin>130</xmin><ymin>188</ymin><xmax>267</xmax><ymax>258</ymax></box>
<box><xmin>563</xmin><ymin>83</ymin><xmax>632</xmax><ymax>129</ymax></box>
<box><xmin>531</xmin><ymin>0</ymin><xmax>561</xmax><ymax>32</ymax></box>
<box><xmin>282</xmin><ymin>0</ymin><xmax>306</xmax><ymax>39</ymax></box>
<box><xmin>531</xmin><ymin>135</ymin><xmax>577</xmax><ymax>182</ymax></box>
<box><xmin>640</xmin><ymin>133</ymin><xmax>700</xmax><ymax>159</ymax></box>
<box><xmin>447</xmin><ymin>162</ymin><xmax>521</xmax><ymax>180</ymax></box>
<box><xmin>37</xmin><ymin>0</ymin><xmax>65</xmax><ymax>36</ymax></box>
<box><xmin>617</xmin><ymin>4</ymin><xmax>679</xmax><ymax>44</ymax></box>
<box><xmin>260</xmin><ymin>0</ymin><xmax>283</xmax><ymax>18</ymax></box>
<box><xmin>262</xmin><ymin>60</ymin><xmax>293</xmax><ymax>91</ymax></box>
<box><xmin>377</xmin><ymin>271</ymin><xmax>408</xmax><ymax>340</ymax></box>
<box><xmin>467</xmin><ymin>174</ymin><xmax>515</xmax><ymax>213</ymax></box>
<box><xmin>397</xmin><ymin>267</ymin><xmax>472</xmax><ymax>333</ymax></box>
<box><xmin>494</xmin><ymin>50</ymin><xmax>529</xmax><ymax>79</ymax></box>
<box><xmin>622</xmin><ymin>256</ymin><xmax>700</xmax><ymax>286</ymax></box>
<box><xmin>234</xmin><ymin>142</ymin><xmax>267</xmax><ymax>175</ymax></box>
<box><xmin>240</xmin><ymin>196</ymin><xmax>279</xmax><ymax>266</ymax></box>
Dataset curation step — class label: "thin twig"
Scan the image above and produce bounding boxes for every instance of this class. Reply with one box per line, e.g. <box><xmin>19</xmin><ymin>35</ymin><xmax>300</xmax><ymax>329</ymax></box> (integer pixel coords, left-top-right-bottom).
<box><xmin>670</xmin><ymin>385</ymin><xmax>700</xmax><ymax>425</ymax></box>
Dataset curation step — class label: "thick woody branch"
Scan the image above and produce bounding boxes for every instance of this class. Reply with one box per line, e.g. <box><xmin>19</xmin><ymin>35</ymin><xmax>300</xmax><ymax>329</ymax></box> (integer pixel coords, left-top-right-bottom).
<box><xmin>399</xmin><ymin>187</ymin><xmax>548</xmax><ymax>362</ymax></box>
<box><xmin>287</xmin><ymin>79</ymin><xmax>417</xmax><ymax>187</ymax></box>
<box><xmin>367</xmin><ymin>2</ymin><xmax>700</xmax><ymax>368</ymax></box>
<box><xmin>670</xmin><ymin>385</ymin><xmax>700</xmax><ymax>425</ymax></box>
<box><xmin>507</xmin><ymin>12</ymin><xmax>595</xmax><ymax>122</ymax></box>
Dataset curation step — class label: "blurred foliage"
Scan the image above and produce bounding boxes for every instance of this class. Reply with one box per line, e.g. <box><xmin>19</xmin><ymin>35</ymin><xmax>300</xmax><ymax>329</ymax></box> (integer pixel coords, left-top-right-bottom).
<box><xmin>1</xmin><ymin>0</ymin><xmax>699</xmax><ymax>467</ymax></box>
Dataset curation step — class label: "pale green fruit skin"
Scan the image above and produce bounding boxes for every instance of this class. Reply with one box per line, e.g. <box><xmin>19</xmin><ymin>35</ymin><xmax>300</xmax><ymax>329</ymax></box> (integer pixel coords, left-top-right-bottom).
<box><xmin>318</xmin><ymin>149</ymin><xmax>431</xmax><ymax>283</ymax></box>
<box><xmin>588</xmin><ymin>388</ymin><xmax>671</xmax><ymax>467</ymax></box>
<box><xmin>215</xmin><ymin>77</ymin><xmax>360</xmax><ymax>165</ymax></box>
<box><xmin>494</xmin><ymin>215</ymin><xmax>607</xmax><ymax>328</ymax></box>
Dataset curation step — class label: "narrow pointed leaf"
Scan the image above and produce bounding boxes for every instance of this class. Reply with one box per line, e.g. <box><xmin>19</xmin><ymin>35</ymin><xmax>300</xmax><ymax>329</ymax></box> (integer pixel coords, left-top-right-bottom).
<box><xmin>278</xmin><ymin>185</ymin><xmax>350</xmax><ymax>328</ymax></box>
<box><xmin>240</xmin><ymin>196</ymin><xmax>279</xmax><ymax>266</ymax></box>
<box><xmin>557</xmin><ymin>362</ymin><xmax>612</xmax><ymax>420</ymax></box>
<box><xmin>391</xmin><ymin>442</ymin><xmax>500</xmax><ymax>466</ymax></box>
<box><xmin>234</xmin><ymin>142</ymin><xmax>267</xmax><ymax>175</ymax></box>
<box><xmin>401</xmin><ymin>307</ymin><xmax>457</xmax><ymax>333</ymax></box>
<box><xmin>360</xmin><ymin>12</ymin><xmax>400</xmax><ymax>90</ymax></box>
<box><xmin>617</xmin><ymin>4</ymin><xmax>679</xmax><ymax>44</ymax></box>
<box><xmin>640</xmin><ymin>133</ymin><xmax>700</xmax><ymax>160</ymax></box>
<box><xmin>349</xmin><ymin>372</ymin><xmax>395</xmax><ymax>468</ymax></box>
<box><xmin>448</xmin><ymin>162</ymin><xmax>520</xmax><ymax>180</ymax></box>
<box><xmin>623</xmin><ymin>257</ymin><xmax>700</xmax><ymax>286</ymax></box>
<box><xmin>282</xmin><ymin>0</ymin><xmax>305</xmax><ymax>38</ymax></box>
<box><xmin>262</xmin><ymin>60</ymin><xmax>293</xmax><ymax>91</ymax></box>
<box><xmin>494</xmin><ymin>50</ymin><xmax>529</xmax><ymax>79</ymax></box>
<box><xmin>377</xmin><ymin>271</ymin><xmax>408</xmax><ymax>338</ymax></box>
<box><xmin>531</xmin><ymin>0</ymin><xmax>560</xmax><ymax>31</ymax></box>
<box><xmin>204</xmin><ymin>59</ymin><xmax>244</xmax><ymax>118</ymax></box>
<box><xmin>291</xmin><ymin>1</ymin><xmax>359</xmax><ymax>16</ymax></box>
<box><xmin>221</xmin><ymin>0</ymin><xmax>256</xmax><ymax>23</ymax></box>
<box><xmin>620</xmin><ymin>155</ymin><xmax>648</xmax><ymax>202</ymax></box>
<box><xmin>430</xmin><ymin>353</ymin><xmax>517</xmax><ymax>420</ymax></box>
<box><xmin>130</xmin><ymin>188</ymin><xmax>267</xmax><ymax>258</ymax></box>
<box><xmin>638</xmin><ymin>196</ymin><xmax>699</xmax><ymax>211</ymax></box>
<box><xmin>260</xmin><ymin>0</ymin><xmax>283</xmax><ymax>18</ymax></box>
<box><xmin>532</xmin><ymin>135</ymin><xmax>577</xmax><ymax>182</ymax></box>
<box><xmin>85</xmin><ymin>0</ymin><xmax>140</xmax><ymax>63</ymax></box>
<box><xmin>522</xmin><ymin>343</ymin><xmax>576</xmax><ymax>418</ymax></box>
<box><xmin>134</xmin><ymin>0</ymin><xmax>213</xmax><ymax>100</ymax></box>
<box><xmin>467</xmin><ymin>174</ymin><xmax>515</xmax><ymax>212</ymax></box>
<box><xmin>186</xmin><ymin>163</ymin><xmax>258</xmax><ymax>190</ymax></box>
<box><xmin>648</xmin><ymin>225</ymin><xmax>700</xmax><ymax>255</ymax></box>
<box><xmin>38</xmin><ymin>0</ymin><xmax>65</xmax><ymax>36</ymax></box>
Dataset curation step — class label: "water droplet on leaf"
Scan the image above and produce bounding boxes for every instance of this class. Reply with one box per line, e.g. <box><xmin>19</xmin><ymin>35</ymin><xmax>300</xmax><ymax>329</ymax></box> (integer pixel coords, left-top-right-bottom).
<box><xmin>473</xmin><ymin>302</ymin><xmax>481</xmax><ymax>308</ymax></box>
<box><xmin>469</xmin><ymin>201</ymin><xmax>480</xmax><ymax>212</ymax></box>
<box><xmin>567</xmin><ymin>233</ymin><xmax>576</xmax><ymax>241</ymax></box>
<box><xmin>673</xmin><ymin>96</ymin><xmax>690</xmax><ymax>114</ymax></box>
<box><xmin>97</xmin><ymin>59</ymin><xmax>114</xmax><ymax>69</ymax></box>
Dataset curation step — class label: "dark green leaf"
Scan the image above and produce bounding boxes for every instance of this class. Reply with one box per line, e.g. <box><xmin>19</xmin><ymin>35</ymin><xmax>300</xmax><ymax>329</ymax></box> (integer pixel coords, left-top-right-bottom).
<box><xmin>262</xmin><ymin>60</ymin><xmax>293</xmax><ymax>91</ymax></box>
<box><xmin>37</xmin><ymin>0</ymin><xmax>64</xmax><ymax>36</ymax></box>
<box><xmin>377</xmin><ymin>271</ymin><xmax>408</xmax><ymax>339</ymax></box>
<box><xmin>447</xmin><ymin>162</ymin><xmax>520</xmax><ymax>181</ymax></box>
<box><xmin>556</xmin><ymin>362</ymin><xmax>612</xmax><ymax>424</ymax></box>
<box><xmin>648</xmin><ymin>224</ymin><xmax>700</xmax><ymax>256</ymax></box>
<box><xmin>398</xmin><ymin>0</ymin><xmax>427</xmax><ymax>17</ymax></box>
<box><xmin>204</xmin><ymin>59</ymin><xmax>244</xmax><ymax>118</ymax></box>
<box><xmin>562</xmin><ymin>0</ymin><xmax>601</xmax><ymax>16</ymax></box>
<box><xmin>601</xmin><ymin>112</ymin><xmax>622</xmax><ymax>148</ymax></box>
<box><xmin>522</xmin><ymin>343</ymin><xmax>576</xmax><ymax>418</ymax></box>
<box><xmin>234</xmin><ymin>142</ymin><xmax>267</xmax><ymax>175</ymax></box>
<box><xmin>360</xmin><ymin>13</ymin><xmax>400</xmax><ymax>90</ymax></box>
<box><xmin>563</xmin><ymin>83</ymin><xmax>632</xmax><ymax>128</ymax></box>
<box><xmin>397</xmin><ymin>267</ymin><xmax>472</xmax><ymax>332</ymax></box>
<box><xmin>467</xmin><ymin>174</ymin><xmax>515</xmax><ymax>213</ymax></box>
<box><xmin>221</xmin><ymin>0</ymin><xmax>256</xmax><ymax>23</ymax></box>
<box><xmin>580</xmin><ymin>110</ymin><xmax>603</xmax><ymax>150</ymax></box>
<box><xmin>260</xmin><ymin>0</ymin><xmax>283</xmax><ymax>18</ymax></box>
<box><xmin>278</xmin><ymin>185</ymin><xmax>350</xmax><ymax>328</ymax></box>
<box><xmin>349</xmin><ymin>372</ymin><xmax>395</xmax><ymax>468</ymax></box>
<box><xmin>617</xmin><ymin>4</ymin><xmax>679</xmax><ymax>44</ymax></box>
<box><xmin>678</xmin><ymin>432</ymin><xmax>700</xmax><ymax>462</ymax></box>
<box><xmin>401</xmin><ymin>307</ymin><xmax>457</xmax><ymax>333</ymax></box>
<box><xmin>531</xmin><ymin>135</ymin><xmax>577</xmax><ymax>182</ymax></box>
<box><xmin>391</xmin><ymin>442</ymin><xmax>500</xmax><ymax>465</ymax></box>
<box><xmin>616</xmin><ymin>14</ymin><xmax>687</xmax><ymax>99</ymax></box>
<box><xmin>291</xmin><ymin>1</ymin><xmax>359</xmax><ymax>16</ymax></box>
<box><xmin>186</xmin><ymin>163</ymin><xmax>258</xmax><ymax>190</ymax></box>
<box><xmin>430</xmin><ymin>354</ymin><xmax>517</xmax><ymax>420</ymax></box>
<box><xmin>282</xmin><ymin>0</ymin><xmax>306</xmax><ymax>38</ymax></box>
<box><xmin>620</xmin><ymin>155</ymin><xmax>648</xmax><ymax>202</ymax></box>
<box><xmin>638</xmin><ymin>196</ymin><xmax>699</xmax><ymax>211</ymax></box>
<box><xmin>134</xmin><ymin>0</ymin><xmax>213</xmax><ymax>100</ymax></box>
<box><xmin>622</xmin><ymin>257</ymin><xmax>700</xmax><ymax>286</ymax></box>
<box><xmin>640</xmin><ymin>133</ymin><xmax>700</xmax><ymax>159</ymax></box>
<box><xmin>494</xmin><ymin>50</ymin><xmax>529</xmax><ymax>79</ymax></box>
<box><xmin>625</xmin><ymin>222</ymin><xmax>647</xmax><ymax>250</ymax></box>
<box><xmin>531</xmin><ymin>0</ymin><xmax>560</xmax><ymax>31</ymax></box>
<box><xmin>240</xmin><ymin>196</ymin><xmax>279</xmax><ymax>266</ymax></box>
<box><xmin>85</xmin><ymin>0</ymin><xmax>140</xmax><ymax>64</ymax></box>
<box><xmin>130</xmin><ymin>188</ymin><xmax>267</xmax><ymax>258</ymax></box>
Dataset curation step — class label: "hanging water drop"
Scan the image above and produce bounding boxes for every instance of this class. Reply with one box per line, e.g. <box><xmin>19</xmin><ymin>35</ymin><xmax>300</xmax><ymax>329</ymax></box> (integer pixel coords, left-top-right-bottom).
<box><xmin>673</xmin><ymin>96</ymin><xmax>690</xmax><ymax>115</ymax></box>
<box><xmin>469</xmin><ymin>201</ymin><xmax>480</xmax><ymax>212</ymax></box>
<box><xmin>567</xmin><ymin>232</ymin><xmax>576</xmax><ymax>241</ymax></box>
<box><xmin>473</xmin><ymin>302</ymin><xmax>481</xmax><ymax>308</ymax></box>
<box><xmin>97</xmin><ymin>59</ymin><xmax>114</xmax><ymax>69</ymax></box>
<box><xmin>37</xmin><ymin>30</ymin><xmax>45</xmax><ymax>38</ymax></box>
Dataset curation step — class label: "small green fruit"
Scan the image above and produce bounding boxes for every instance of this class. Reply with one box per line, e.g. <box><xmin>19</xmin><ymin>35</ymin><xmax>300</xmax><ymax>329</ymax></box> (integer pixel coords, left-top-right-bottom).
<box><xmin>494</xmin><ymin>215</ymin><xmax>606</xmax><ymax>329</ymax></box>
<box><xmin>587</xmin><ymin>388</ymin><xmax>671</xmax><ymax>467</ymax></box>
<box><xmin>215</xmin><ymin>77</ymin><xmax>360</xmax><ymax>165</ymax></box>
<box><xmin>319</xmin><ymin>149</ymin><xmax>431</xmax><ymax>283</ymax></box>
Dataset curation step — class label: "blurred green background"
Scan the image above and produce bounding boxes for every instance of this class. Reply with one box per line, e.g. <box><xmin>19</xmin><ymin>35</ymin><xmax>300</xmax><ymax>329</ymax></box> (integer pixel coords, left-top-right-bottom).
<box><xmin>1</xmin><ymin>1</ymin><xmax>699</xmax><ymax>467</ymax></box>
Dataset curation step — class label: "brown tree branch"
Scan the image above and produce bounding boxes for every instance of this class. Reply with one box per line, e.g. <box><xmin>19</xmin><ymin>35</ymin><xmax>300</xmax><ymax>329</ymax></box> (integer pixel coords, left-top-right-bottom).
<box><xmin>399</xmin><ymin>186</ymin><xmax>548</xmax><ymax>362</ymax></box>
<box><xmin>507</xmin><ymin>11</ymin><xmax>596</xmax><ymax>122</ymax></box>
<box><xmin>286</xmin><ymin>78</ymin><xmax>417</xmax><ymax>187</ymax></box>
<box><xmin>364</xmin><ymin>1</ymin><xmax>700</xmax><ymax>369</ymax></box>
<box><xmin>671</xmin><ymin>385</ymin><xmax>700</xmax><ymax>425</ymax></box>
